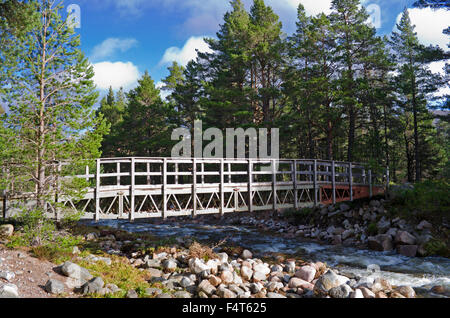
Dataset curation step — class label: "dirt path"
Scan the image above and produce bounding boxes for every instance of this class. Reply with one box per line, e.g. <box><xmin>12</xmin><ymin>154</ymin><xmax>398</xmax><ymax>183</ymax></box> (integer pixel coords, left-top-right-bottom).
<box><xmin>0</xmin><ymin>244</ymin><xmax>77</xmax><ymax>298</ymax></box>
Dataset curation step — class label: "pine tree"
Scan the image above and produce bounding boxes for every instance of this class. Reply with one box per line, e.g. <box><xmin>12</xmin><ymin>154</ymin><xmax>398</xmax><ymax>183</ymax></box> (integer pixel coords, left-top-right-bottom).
<box><xmin>390</xmin><ymin>9</ymin><xmax>443</xmax><ymax>181</ymax></box>
<box><xmin>0</xmin><ymin>0</ymin><xmax>108</xmax><ymax>208</ymax></box>
<box><xmin>119</xmin><ymin>71</ymin><xmax>176</xmax><ymax>157</ymax></box>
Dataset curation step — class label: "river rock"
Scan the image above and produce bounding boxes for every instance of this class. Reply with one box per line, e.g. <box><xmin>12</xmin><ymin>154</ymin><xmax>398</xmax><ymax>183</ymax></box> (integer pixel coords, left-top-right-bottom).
<box><xmin>198</xmin><ymin>280</ymin><xmax>216</xmax><ymax>296</ymax></box>
<box><xmin>416</xmin><ymin>220</ymin><xmax>432</xmax><ymax>231</ymax></box>
<box><xmin>0</xmin><ymin>224</ymin><xmax>14</xmax><ymax>237</ymax></box>
<box><xmin>288</xmin><ymin>277</ymin><xmax>314</xmax><ymax>290</ymax></box>
<box><xmin>371</xmin><ymin>278</ymin><xmax>392</xmax><ymax>293</ymax></box>
<box><xmin>295</xmin><ymin>265</ymin><xmax>316</xmax><ymax>283</ymax></box>
<box><xmin>340</xmin><ymin>203</ymin><xmax>350</xmax><ymax>212</ymax></box>
<box><xmin>397</xmin><ymin>245</ymin><xmax>418</xmax><ymax>257</ymax></box>
<box><xmin>241</xmin><ymin>266</ymin><xmax>253</xmax><ymax>281</ymax></box>
<box><xmin>241</xmin><ymin>250</ymin><xmax>253</xmax><ymax>260</ymax></box>
<box><xmin>44</xmin><ymin>279</ymin><xmax>65</xmax><ymax>294</ymax></box>
<box><xmin>395</xmin><ymin>231</ymin><xmax>417</xmax><ymax>245</ymax></box>
<box><xmin>217</xmin><ymin>253</ymin><xmax>228</xmax><ymax>264</ymax></box>
<box><xmin>217</xmin><ymin>286</ymin><xmax>237</xmax><ymax>298</ymax></box>
<box><xmin>174</xmin><ymin>291</ymin><xmax>192</xmax><ymax>298</ymax></box>
<box><xmin>314</xmin><ymin>270</ymin><xmax>349</xmax><ymax>295</ymax></box>
<box><xmin>368</xmin><ymin>234</ymin><xmax>393</xmax><ymax>252</ymax></box>
<box><xmin>329</xmin><ymin>284</ymin><xmax>353</xmax><ymax>298</ymax></box>
<box><xmin>359</xmin><ymin>287</ymin><xmax>375</xmax><ymax>298</ymax></box>
<box><xmin>0</xmin><ymin>283</ymin><xmax>19</xmax><ymax>298</ymax></box>
<box><xmin>189</xmin><ymin>258</ymin><xmax>210</xmax><ymax>274</ymax></box>
<box><xmin>220</xmin><ymin>270</ymin><xmax>234</xmax><ymax>284</ymax></box>
<box><xmin>126</xmin><ymin>290</ymin><xmax>139</xmax><ymax>298</ymax></box>
<box><xmin>162</xmin><ymin>259</ymin><xmax>177</xmax><ymax>272</ymax></box>
<box><xmin>350</xmin><ymin>289</ymin><xmax>364</xmax><ymax>298</ymax></box>
<box><xmin>396</xmin><ymin>286</ymin><xmax>416</xmax><ymax>298</ymax></box>
<box><xmin>284</xmin><ymin>260</ymin><xmax>296</xmax><ymax>274</ymax></box>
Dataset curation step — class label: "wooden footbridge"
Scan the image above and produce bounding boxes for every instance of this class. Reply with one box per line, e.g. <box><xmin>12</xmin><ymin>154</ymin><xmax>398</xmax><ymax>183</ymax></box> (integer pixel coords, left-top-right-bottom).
<box><xmin>2</xmin><ymin>157</ymin><xmax>388</xmax><ymax>221</ymax></box>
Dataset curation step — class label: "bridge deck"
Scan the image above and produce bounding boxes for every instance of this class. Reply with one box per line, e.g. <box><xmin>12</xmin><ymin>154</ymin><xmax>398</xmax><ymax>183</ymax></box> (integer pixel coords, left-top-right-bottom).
<box><xmin>1</xmin><ymin>158</ymin><xmax>388</xmax><ymax>221</ymax></box>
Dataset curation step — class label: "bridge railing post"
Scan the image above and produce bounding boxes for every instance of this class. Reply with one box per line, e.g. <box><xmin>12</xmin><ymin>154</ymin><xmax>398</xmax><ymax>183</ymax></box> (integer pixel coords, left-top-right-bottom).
<box><xmin>130</xmin><ymin>158</ymin><xmax>135</xmax><ymax>222</ymax></box>
<box><xmin>369</xmin><ymin>169</ymin><xmax>373</xmax><ymax>198</ymax></box>
<box><xmin>192</xmin><ymin>158</ymin><xmax>197</xmax><ymax>218</ymax></box>
<box><xmin>220</xmin><ymin>158</ymin><xmax>224</xmax><ymax>216</ymax></box>
<box><xmin>332</xmin><ymin>161</ymin><xmax>336</xmax><ymax>205</ymax></box>
<box><xmin>95</xmin><ymin>159</ymin><xmax>100</xmax><ymax>222</ymax></box>
<box><xmin>248</xmin><ymin>159</ymin><xmax>253</xmax><ymax>213</ymax></box>
<box><xmin>272</xmin><ymin>159</ymin><xmax>277</xmax><ymax>211</ymax></box>
<box><xmin>349</xmin><ymin>162</ymin><xmax>353</xmax><ymax>202</ymax></box>
<box><xmin>313</xmin><ymin>160</ymin><xmax>318</xmax><ymax>206</ymax></box>
<box><xmin>293</xmin><ymin>160</ymin><xmax>298</xmax><ymax>210</ymax></box>
<box><xmin>162</xmin><ymin>158</ymin><xmax>168</xmax><ymax>219</ymax></box>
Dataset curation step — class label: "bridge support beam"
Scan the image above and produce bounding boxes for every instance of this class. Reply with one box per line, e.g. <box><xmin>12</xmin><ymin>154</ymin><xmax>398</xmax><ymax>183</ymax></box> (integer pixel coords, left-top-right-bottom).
<box><xmin>130</xmin><ymin>158</ymin><xmax>135</xmax><ymax>222</ymax></box>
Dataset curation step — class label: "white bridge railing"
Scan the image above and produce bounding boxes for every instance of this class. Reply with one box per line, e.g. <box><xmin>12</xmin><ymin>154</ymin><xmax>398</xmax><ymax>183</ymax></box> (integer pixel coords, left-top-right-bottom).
<box><xmin>1</xmin><ymin>157</ymin><xmax>389</xmax><ymax>221</ymax></box>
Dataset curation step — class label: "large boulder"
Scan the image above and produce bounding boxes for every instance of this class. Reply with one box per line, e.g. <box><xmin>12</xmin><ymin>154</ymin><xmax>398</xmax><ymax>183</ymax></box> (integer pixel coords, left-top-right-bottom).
<box><xmin>60</xmin><ymin>262</ymin><xmax>92</xmax><ymax>283</ymax></box>
<box><xmin>395</xmin><ymin>231</ymin><xmax>417</xmax><ymax>245</ymax></box>
<box><xmin>368</xmin><ymin>234</ymin><xmax>394</xmax><ymax>252</ymax></box>
<box><xmin>416</xmin><ymin>220</ymin><xmax>432</xmax><ymax>231</ymax></box>
<box><xmin>44</xmin><ymin>279</ymin><xmax>65</xmax><ymax>295</ymax></box>
<box><xmin>397</xmin><ymin>245</ymin><xmax>418</xmax><ymax>257</ymax></box>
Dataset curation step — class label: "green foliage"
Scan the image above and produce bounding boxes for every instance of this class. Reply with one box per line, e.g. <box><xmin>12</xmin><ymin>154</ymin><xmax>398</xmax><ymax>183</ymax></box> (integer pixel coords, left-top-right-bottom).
<box><xmin>390</xmin><ymin>180</ymin><xmax>450</xmax><ymax>217</ymax></box>
<box><xmin>423</xmin><ymin>239</ymin><xmax>449</xmax><ymax>257</ymax></box>
<box><xmin>15</xmin><ymin>208</ymin><xmax>56</xmax><ymax>246</ymax></box>
<box><xmin>282</xmin><ymin>207</ymin><xmax>314</xmax><ymax>224</ymax></box>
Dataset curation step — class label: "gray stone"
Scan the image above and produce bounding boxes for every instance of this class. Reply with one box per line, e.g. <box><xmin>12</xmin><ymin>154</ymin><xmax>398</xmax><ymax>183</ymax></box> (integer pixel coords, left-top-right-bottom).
<box><xmin>162</xmin><ymin>259</ymin><xmax>178</xmax><ymax>272</ymax></box>
<box><xmin>0</xmin><ymin>271</ymin><xmax>15</xmax><ymax>281</ymax></box>
<box><xmin>60</xmin><ymin>262</ymin><xmax>92</xmax><ymax>282</ymax></box>
<box><xmin>44</xmin><ymin>279</ymin><xmax>65</xmax><ymax>294</ymax></box>
<box><xmin>147</xmin><ymin>268</ymin><xmax>163</xmax><ymax>278</ymax></box>
<box><xmin>126</xmin><ymin>289</ymin><xmax>139</xmax><ymax>298</ymax></box>
<box><xmin>145</xmin><ymin>288</ymin><xmax>163</xmax><ymax>296</ymax></box>
<box><xmin>174</xmin><ymin>291</ymin><xmax>192</xmax><ymax>298</ymax></box>
<box><xmin>189</xmin><ymin>258</ymin><xmax>210</xmax><ymax>274</ymax></box>
<box><xmin>105</xmin><ymin>283</ymin><xmax>121</xmax><ymax>294</ymax></box>
<box><xmin>217</xmin><ymin>286</ymin><xmax>237</xmax><ymax>298</ymax></box>
<box><xmin>340</xmin><ymin>203</ymin><xmax>350</xmax><ymax>212</ymax></box>
<box><xmin>0</xmin><ymin>283</ymin><xmax>19</xmax><ymax>298</ymax></box>
<box><xmin>241</xmin><ymin>266</ymin><xmax>253</xmax><ymax>281</ymax></box>
<box><xmin>143</xmin><ymin>259</ymin><xmax>161</xmax><ymax>269</ymax></box>
<box><xmin>395</xmin><ymin>231</ymin><xmax>417</xmax><ymax>245</ymax></box>
<box><xmin>198</xmin><ymin>280</ymin><xmax>216</xmax><ymax>296</ymax></box>
<box><xmin>329</xmin><ymin>284</ymin><xmax>353</xmax><ymax>298</ymax></box>
<box><xmin>314</xmin><ymin>270</ymin><xmax>349</xmax><ymax>295</ymax></box>
<box><xmin>156</xmin><ymin>293</ymin><xmax>173</xmax><ymax>298</ymax></box>
<box><xmin>368</xmin><ymin>234</ymin><xmax>394</xmax><ymax>252</ymax></box>
<box><xmin>370</xmin><ymin>200</ymin><xmax>381</xmax><ymax>208</ymax></box>
<box><xmin>81</xmin><ymin>277</ymin><xmax>104</xmax><ymax>295</ymax></box>
<box><xmin>350</xmin><ymin>289</ymin><xmax>364</xmax><ymax>298</ymax></box>
<box><xmin>180</xmin><ymin>277</ymin><xmax>194</xmax><ymax>288</ymax></box>
<box><xmin>417</xmin><ymin>220</ymin><xmax>432</xmax><ymax>231</ymax></box>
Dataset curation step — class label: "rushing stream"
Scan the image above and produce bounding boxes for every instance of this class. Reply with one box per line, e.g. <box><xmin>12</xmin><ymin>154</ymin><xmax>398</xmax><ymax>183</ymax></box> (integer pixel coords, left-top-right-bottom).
<box><xmin>82</xmin><ymin>219</ymin><xmax>450</xmax><ymax>297</ymax></box>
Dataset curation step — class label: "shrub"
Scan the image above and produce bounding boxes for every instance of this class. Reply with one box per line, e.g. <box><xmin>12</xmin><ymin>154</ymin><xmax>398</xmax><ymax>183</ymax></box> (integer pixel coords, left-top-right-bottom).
<box><xmin>367</xmin><ymin>223</ymin><xmax>378</xmax><ymax>236</ymax></box>
<box><xmin>15</xmin><ymin>207</ymin><xmax>56</xmax><ymax>246</ymax></box>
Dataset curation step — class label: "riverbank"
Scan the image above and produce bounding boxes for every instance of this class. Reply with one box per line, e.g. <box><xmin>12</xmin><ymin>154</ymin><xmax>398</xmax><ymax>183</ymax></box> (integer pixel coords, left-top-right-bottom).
<box><xmin>1</xmin><ymin>213</ymin><xmax>449</xmax><ymax>298</ymax></box>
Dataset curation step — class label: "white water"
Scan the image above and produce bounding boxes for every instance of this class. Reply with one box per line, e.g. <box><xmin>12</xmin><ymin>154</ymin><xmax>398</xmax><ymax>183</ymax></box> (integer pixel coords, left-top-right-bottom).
<box><xmin>84</xmin><ymin>220</ymin><xmax>450</xmax><ymax>296</ymax></box>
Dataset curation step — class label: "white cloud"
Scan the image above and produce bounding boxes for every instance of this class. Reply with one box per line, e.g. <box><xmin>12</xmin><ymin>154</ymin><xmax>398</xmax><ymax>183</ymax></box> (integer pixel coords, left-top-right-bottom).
<box><xmin>160</xmin><ymin>36</ymin><xmax>213</xmax><ymax>66</ymax></box>
<box><xmin>92</xmin><ymin>61</ymin><xmax>140</xmax><ymax>90</ymax></box>
<box><xmin>91</xmin><ymin>38</ymin><xmax>138</xmax><ymax>61</ymax></box>
<box><xmin>428</xmin><ymin>60</ymin><xmax>450</xmax><ymax>97</ymax></box>
<box><xmin>283</xmin><ymin>0</ymin><xmax>332</xmax><ymax>15</ymax></box>
<box><xmin>396</xmin><ymin>8</ymin><xmax>450</xmax><ymax>50</ymax></box>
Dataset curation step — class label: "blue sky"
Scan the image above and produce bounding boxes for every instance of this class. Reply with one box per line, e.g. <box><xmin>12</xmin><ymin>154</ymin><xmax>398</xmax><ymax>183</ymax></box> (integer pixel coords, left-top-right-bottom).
<box><xmin>66</xmin><ymin>0</ymin><xmax>449</xmax><ymax>98</ymax></box>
